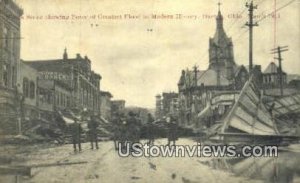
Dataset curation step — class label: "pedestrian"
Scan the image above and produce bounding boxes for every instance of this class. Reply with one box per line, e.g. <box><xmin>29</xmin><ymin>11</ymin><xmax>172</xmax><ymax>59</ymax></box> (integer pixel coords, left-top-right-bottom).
<box><xmin>126</xmin><ymin>111</ymin><xmax>141</xmax><ymax>149</ymax></box>
<box><xmin>88</xmin><ymin>115</ymin><xmax>99</xmax><ymax>150</ymax></box>
<box><xmin>119</xmin><ymin>118</ymin><xmax>128</xmax><ymax>151</ymax></box>
<box><xmin>166</xmin><ymin>116</ymin><xmax>178</xmax><ymax>146</ymax></box>
<box><xmin>112</xmin><ymin>113</ymin><xmax>125</xmax><ymax>150</ymax></box>
<box><xmin>146</xmin><ymin>113</ymin><xmax>155</xmax><ymax>145</ymax></box>
<box><xmin>70</xmin><ymin>119</ymin><xmax>82</xmax><ymax>152</ymax></box>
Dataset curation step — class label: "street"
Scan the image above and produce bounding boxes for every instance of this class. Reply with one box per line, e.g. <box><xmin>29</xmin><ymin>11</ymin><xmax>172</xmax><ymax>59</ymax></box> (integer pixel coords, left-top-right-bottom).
<box><xmin>0</xmin><ymin>138</ymin><xmax>268</xmax><ymax>183</ymax></box>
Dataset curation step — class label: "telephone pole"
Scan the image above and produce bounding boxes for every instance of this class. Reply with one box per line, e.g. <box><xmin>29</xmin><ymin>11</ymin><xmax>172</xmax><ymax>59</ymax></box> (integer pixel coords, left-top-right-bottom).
<box><xmin>193</xmin><ymin>65</ymin><xmax>198</xmax><ymax>87</ymax></box>
<box><xmin>245</xmin><ymin>1</ymin><xmax>258</xmax><ymax>73</ymax></box>
<box><xmin>271</xmin><ymin>46</ymin><xmax>288</xmax><ymax>96</ymax></box>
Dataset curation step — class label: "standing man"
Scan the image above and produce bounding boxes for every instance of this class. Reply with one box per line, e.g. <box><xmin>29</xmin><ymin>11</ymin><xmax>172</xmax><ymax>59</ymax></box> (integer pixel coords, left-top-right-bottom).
<box><xmin>166</xmin><ymin>116</ymin><xmax>178</xmax><ymax>146</ymax></box>
<box><xmin>126</xmin><ymin>111</ymin><xmax>141</xmax><ymax>148</ymax></box>
<box><xmin>112</xmin><ymin>113</ymin><xmax>125</xmax><ymax>150</ymax></box>
<box><xmin>146</xmin><ymin>113</ymin><xmax>155</xmax><ymax>145</ymax></box>
<box><xmin>70</xmin><ymin>119</ymin><xmax>82</xmax><ymax>152</ymax></box>
<box><xmin>88</xmin><ymin>115</ymin><xmax>99</xmax><ymax>150</ymax></box>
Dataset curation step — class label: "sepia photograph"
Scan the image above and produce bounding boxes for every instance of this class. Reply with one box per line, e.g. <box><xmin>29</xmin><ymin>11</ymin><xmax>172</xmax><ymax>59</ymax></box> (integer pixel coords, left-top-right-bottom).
<box><xmin>0</xmin><ymin>0</ymin><xmax>300</xmax><ymax>182</ymax></box>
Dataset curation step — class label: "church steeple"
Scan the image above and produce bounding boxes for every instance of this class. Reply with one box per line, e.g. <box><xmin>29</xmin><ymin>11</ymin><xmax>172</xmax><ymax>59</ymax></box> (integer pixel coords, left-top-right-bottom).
<box><xmin>208</xmin><ymin>2</ymin><xmax>236</xmax><ymax>80</ymax></box>
<box><xmin>216</xmin><ymin>2</ymin><xmax>224</xmax><ymax>32</ymax></box>
<box><xmin>213</xmin><ymin>2</ymin><xmax>228</xmax><ymax>46</ymax></box>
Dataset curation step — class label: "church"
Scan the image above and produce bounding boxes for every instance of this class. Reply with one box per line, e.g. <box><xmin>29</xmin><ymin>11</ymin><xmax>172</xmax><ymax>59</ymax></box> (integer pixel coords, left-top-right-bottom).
<box><xmin>177</xmin><ymin>6</ymin><xmax>251</xmax><ymax>128</ymax></box>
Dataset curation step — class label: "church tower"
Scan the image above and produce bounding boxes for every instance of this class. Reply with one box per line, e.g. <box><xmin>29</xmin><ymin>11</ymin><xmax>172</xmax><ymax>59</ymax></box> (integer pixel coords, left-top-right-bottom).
<box><xmin>208</xmin><ymin>3</ymin><xmax>236</xmax><ymax>80</ymax></box>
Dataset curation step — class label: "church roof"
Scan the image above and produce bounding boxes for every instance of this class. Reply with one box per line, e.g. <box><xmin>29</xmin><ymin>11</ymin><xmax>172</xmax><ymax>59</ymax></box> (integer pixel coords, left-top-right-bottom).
<box><xmin>183</xmin><ymin>69</ymin><xmax>230</xmax><ymax>87</ymax></box>
<box><xmin>198</xmin><ymin>69</ymin><xmax>230</xmax><ymax>86</ymax></box>
<box><xmin>264</xmin><ymin>62</ymin><xmax>285</xmax><ymax>74</ymax></box>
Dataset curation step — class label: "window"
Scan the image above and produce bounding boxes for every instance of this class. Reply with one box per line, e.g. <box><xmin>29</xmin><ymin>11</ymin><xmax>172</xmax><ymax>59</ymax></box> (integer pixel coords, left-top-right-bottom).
<box><xmin>10</xmin><ymin>32</ymin><xmax>14</xmax><ymax>55</ymax></box>
<box><xmin>3</xmin><ymin>65</ymin><xmax>8</xmax><ymax>87</ymax></box>
<box><xmin>12</xmin><ymin>66</ymin><xmax>16</xmax><ymax>87</ymax></box>
<box><xmin>29</xmin><ymin>81</ymin><xmax>35</xmax><ymax>99</ymax></box>
<box><xmin>60</xmin><ymin>93</ymin><xmax>64</xmax><ymax>106</ymax></box>
<box><xmin>3</xmin><ymin>27</ymin><xmax>8</xmax><ymax>49</ymax></box>
<box><xmin>56</xmin><ymin>93</ymin><xmax>59</xmax><ymax>106</ymax></box>
<box><xmin>23</xmin><ymin>78</ymin><xmax>29</xmax><ymax>97</ymax></box>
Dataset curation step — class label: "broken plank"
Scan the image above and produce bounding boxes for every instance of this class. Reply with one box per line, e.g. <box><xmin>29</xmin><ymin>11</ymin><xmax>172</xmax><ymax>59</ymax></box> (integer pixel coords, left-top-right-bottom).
<box><xmin>28</xmin><ymin>161</ymin><xmax>88</xmax><ymax>168</ymax></box>
<box><xmin>0</xmin><ymin>166</ymin><xmax>31</xmax><ymax>176</ymax></box>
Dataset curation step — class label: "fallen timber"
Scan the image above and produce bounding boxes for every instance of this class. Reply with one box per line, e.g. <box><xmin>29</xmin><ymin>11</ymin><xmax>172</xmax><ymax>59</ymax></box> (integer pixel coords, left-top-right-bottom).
<box><xmin>0</xmin><ymin>161</ymin><xmax>88</xmax><ymax>176</ymax></box>
<box><xmin>205</xmin><ymin>76</ymin><xmax>300</xmax><ymax>145</ymax></box>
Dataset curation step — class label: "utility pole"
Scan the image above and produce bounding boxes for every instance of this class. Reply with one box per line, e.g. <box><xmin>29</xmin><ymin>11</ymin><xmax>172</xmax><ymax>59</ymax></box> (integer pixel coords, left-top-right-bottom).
<box><xmin>245</xmin><ymin>1</ymin><xmax>258</xmax><ymax>73</ymax></box>
<box><xmin>271</xmin><ymin>46</ymin><xmax>288</xmax><ymax>96</ymax></box>
<box><xmin>193</xmin><ymin>65</ymin><xmax>198</xmax><ymax>87</ymax></box>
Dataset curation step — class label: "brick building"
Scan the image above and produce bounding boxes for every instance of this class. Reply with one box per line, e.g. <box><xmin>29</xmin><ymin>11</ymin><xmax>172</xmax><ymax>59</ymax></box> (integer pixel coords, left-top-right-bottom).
<box><xmin>0</xmin><ymin>0</ymin><xmax>23</xmax><ymax>134</ymax></box>
<box><xmin>24</xmin><ymin>49</ymin><xmax>102</xmax><ymax>115</ymax></box>
<box><xmin>19</xmin><ymin>61</ymin><xmax>39</xmax><ymax>119</ymax></box>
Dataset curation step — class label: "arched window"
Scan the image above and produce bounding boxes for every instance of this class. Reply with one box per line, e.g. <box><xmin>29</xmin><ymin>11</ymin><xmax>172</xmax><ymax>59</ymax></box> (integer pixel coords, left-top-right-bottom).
<box><xmin>23</xmin><ymin>78</ymin><xmax>29</xmax><ymax>97</ymax></box>
<box><xmin>30</xmin><ymin>81</ymin><xmax>35</xmax><ymax>99</ymax></box>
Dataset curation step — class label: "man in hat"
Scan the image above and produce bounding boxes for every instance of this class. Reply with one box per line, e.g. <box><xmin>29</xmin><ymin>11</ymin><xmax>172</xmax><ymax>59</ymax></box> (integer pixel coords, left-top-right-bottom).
<box><xmin>146</xmin><ymin>113</ymin><xmax>155</xmax><ymax>145</ymax></box>
<box><xmin>88</xmin><ymin>115</ymin><xmax>99</xmax><ymax>150</ymax></box>
<box><xmin>166</xmin><ymin>116</ymin><xmax>178</xmax><ymax>146</ymax></box>
<box><xmin>70</xmin><ymin>119</ymin><xmax>82</xmax><ymax>152</ymax></box>
<box><xmin>126</xmin><ymin>111</ymin><xmax>141</xmax><ymax>148</ymax></box>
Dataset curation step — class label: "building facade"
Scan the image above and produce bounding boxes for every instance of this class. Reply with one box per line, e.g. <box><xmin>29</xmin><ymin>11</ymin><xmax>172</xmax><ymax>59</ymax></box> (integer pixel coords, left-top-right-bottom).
<box><xmin>25</xmin><ymin>49</ymin><xmax>101</xmax><ymax>115</ymax></box>
<box><xmin>100</xmin><ymin>91</ymin><xmax>113</xmax><ymax>121</ymax></box>
<box><xmin>19</xmin><ymin>61</ymin><xmax>39</xmax><ymax>119</ymax></box>
<box><xmin>0</xmin><ymin>0</ymin><xmax>23</xmax><ymax>134</ymax></box>
<box><xmin>155</xmin><ymin>92</ymin><xmax>179</xmax><ymax>120</ymax></box>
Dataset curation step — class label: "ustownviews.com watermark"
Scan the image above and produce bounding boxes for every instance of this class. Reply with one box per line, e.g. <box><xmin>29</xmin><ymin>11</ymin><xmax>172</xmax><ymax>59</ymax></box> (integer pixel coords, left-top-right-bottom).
<box><xmin>118</xmin><ymin>143</ymin><xmax>278</xmax><ymax>157</ymax></box>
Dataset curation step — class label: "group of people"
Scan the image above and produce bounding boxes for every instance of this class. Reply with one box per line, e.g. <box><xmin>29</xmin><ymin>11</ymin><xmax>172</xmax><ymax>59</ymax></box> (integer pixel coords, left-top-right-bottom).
<box><xmin>112</xmin><ymin>112</ymin><xmax>179</xmax><ymax>151</ymax></box>
<box><xmin>112</xmin><ymin>111</ymin><xmax>142</xmax><ymax>150</ymax></box>
<box><xmin>69</xmin><ymin>112</ymin><xmax>179</xmax><ymax>152</ymax></box>
<box><xmin>69</xmin><ymin>116</ymin><xmax>100</xmax><ymax>152</ymax></box>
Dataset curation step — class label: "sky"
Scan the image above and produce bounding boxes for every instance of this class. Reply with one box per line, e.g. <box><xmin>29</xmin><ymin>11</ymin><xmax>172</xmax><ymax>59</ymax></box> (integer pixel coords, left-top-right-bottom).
<box><xmin>14</xmin><ymin>0</ymin><xmax>300</xmax><ymax>108</ymax></box>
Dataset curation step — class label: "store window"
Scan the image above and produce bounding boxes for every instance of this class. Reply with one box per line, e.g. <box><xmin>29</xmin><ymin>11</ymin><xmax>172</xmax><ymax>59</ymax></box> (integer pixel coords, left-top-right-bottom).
<box><xmin>30</xmin><ymin>81</ymin><xmax>35</xmax><ymax>99</ymax></box>
<box><xmin>23</xmin><ymin>78</ymin><xmax>29</xmax><ymax>97</ymax></box>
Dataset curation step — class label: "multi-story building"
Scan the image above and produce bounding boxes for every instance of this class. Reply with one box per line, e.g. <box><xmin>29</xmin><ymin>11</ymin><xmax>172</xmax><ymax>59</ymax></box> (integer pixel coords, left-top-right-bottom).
<box><xmin>155</xmin><ymin>92</ymin><xmax>179</xmax><ymax>119</ymax></box>
<box><xmin>37</xmin><ymin>79</ymin><xmax>72</xmax><ymax>118</ymax></box>
<box><xmin>169</xmin><ymin>97</ymin><xmax>179</xmax><ymax>117</ymax></box>
<box><xmin>162</xmin><ymin>92</ymin><xmax>178</xmax><ymax>117</ymax></box>
<box><xmin>19</xmin><ymin>61</ymin><xmax>38</xmax><ymax>119</ymax></box>
<box><xmin>177</xmin><ymin>7</ymin><xmax>250</xmax><ymax>128</ymax></box>
<box><xmin>0</xmin><ymin>0</ymin><xmax>23</xmax><ymax>134</ymax></box>
<box><xmin>24</xmin><ymin>49</ymin><xmax>101</xmax><ymax>115</ymax></box>
<box><xmin>100</xmin><ymin>91</ymin><xmax>113</xmax><ymax>121</ymax></box>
